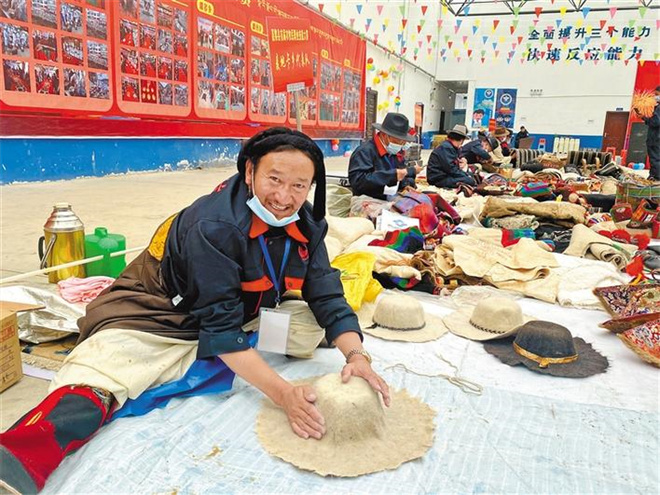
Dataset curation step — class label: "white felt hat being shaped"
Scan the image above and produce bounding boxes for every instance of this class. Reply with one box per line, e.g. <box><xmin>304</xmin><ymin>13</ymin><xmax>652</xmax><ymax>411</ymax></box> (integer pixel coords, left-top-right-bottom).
<box><xmin>443</xmin><ymin>297</ymin><xmax>534</xmax><ymax>341</ymax></box>
<box><xmin>257</xmin><ymin>373</ymin><xmax>435</xmax><ymax>477</ymax></box>
<box><xmin>357</xmin><ymin>294</ymin><xmax>448</xmax><ymax>342</ymax></box>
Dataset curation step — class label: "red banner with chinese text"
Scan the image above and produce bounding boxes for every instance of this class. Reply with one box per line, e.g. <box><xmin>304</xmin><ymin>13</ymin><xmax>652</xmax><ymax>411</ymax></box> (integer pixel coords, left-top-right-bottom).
<box><xmin>267</xmin><ymin>17</ymin><xmax>313</xmax><ymax>93</ymax></box>
<box><xmin>0</xmin><ymin>0</ymin><xmax>365</xmax><ymax>138</ymax></box>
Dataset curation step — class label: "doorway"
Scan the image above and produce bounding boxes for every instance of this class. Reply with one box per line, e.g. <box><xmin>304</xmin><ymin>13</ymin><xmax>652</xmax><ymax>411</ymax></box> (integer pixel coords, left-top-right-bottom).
<box><xmin>602</xmin><ymin>111</ymin><xmax>629</xmax><ymax>153</ymax></box>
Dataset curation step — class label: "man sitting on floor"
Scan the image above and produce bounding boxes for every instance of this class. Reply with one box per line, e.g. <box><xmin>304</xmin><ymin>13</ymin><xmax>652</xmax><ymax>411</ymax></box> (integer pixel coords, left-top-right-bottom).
<box><xmin>427</xmin><ymin>124</ymin><xmax>477</xmax><ymax>189</ymax></box>
<box><xmin>348</xmin><ymin>112</ymin><xmax>421</xmax><ymax>200</ymax></box>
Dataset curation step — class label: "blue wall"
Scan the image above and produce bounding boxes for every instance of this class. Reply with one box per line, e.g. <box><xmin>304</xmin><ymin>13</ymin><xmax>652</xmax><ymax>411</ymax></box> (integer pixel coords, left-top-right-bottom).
<box><xmin>0</xmin><ymin>138</ymin><xmax>360</xmax><ymax>184</ymax></box>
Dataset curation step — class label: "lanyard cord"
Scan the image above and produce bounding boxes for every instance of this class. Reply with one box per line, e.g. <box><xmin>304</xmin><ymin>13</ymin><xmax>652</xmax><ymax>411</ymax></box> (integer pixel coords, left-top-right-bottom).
<box><xmin>258</xmin><ymin>235</ymin><xmax>291</xmax><ymax>307</ymax></box>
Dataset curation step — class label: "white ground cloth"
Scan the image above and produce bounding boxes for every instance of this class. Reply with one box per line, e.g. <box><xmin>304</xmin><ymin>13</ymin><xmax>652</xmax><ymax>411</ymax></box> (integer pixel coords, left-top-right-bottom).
<box><xmin>41</xmin><ymin>292</ymin><xmax>659</xmax><ymax>494</ymax></box>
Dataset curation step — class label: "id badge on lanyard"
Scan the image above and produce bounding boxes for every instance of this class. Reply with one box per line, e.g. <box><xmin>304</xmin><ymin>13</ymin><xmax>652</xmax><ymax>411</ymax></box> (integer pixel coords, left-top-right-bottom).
<box><xmin>255</xmin><ymin>235</ymin><xmax>292</xmax><ymax>354</ymax></box>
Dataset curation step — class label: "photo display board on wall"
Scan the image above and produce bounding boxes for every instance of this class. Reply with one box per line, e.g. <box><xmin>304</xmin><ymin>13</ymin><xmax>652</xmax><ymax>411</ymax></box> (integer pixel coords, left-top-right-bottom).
<box><xmin>0</xmin><ymin>0</ymin><xmax>366</xmax><ymax>138</ymax></box>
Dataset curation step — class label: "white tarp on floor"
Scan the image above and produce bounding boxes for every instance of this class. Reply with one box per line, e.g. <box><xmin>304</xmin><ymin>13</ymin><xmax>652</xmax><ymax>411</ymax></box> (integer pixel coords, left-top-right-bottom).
<box><xmin>41</xmin><ymin>291</ymin><xmax>659</xmax><ymax>494</ymax></box>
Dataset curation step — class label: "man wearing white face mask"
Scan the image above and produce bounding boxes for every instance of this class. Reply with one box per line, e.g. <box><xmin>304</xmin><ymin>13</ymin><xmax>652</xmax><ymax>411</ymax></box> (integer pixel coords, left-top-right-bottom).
<box><xmin>0</xmin><ymin>128</ymin><xmax>391</xmax><ymax>494</ymax></box>
<box><xmin>348</xmin><ymin>112</ymin><xmax>422</xmax><ymax>199</ymax></box>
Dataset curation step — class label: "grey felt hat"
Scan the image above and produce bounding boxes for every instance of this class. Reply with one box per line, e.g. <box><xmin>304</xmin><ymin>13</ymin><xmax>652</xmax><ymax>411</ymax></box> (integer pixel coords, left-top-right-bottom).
<box><xmin>373</xmin><ymin>112</ymin><xmax>416</xmax><ymax>142</ymax></box>
<box><xmin>484</xmin><ymin>321</ymin><xmax>609</xmax><ymax>378</ymax></box>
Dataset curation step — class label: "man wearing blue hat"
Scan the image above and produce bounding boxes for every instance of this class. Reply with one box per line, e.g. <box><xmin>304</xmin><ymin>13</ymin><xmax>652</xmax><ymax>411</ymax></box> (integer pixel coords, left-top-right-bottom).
<box><xmin>348</xmin><ymin>112</ymin><xmax>422</xmax><ymax>200</ymax></box>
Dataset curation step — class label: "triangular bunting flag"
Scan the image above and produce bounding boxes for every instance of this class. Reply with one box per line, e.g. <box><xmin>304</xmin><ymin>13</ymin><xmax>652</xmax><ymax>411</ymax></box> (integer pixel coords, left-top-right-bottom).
<box><xmin>427</xmin><ymin>34</ymin><xmax>432</xmax><ymax>43</ymax></box>
<box><xmin>609</xmin><ymin>7</ymin><xmax>617</xmax><ymax>18</ymax></box>
<box><xmin>421</xmin><ymin>5</ymin><xmax>428</xmax><ymax>15</ymax></box>
<box><xmin>418</xmin><ymin>40</ymin><xmax>423</xmax><ymax>48</ymax></box>
<box><xmin>373</xmin><ymin>34</ymin><xmax>379</xmax><ymax>44</ymax></box>
<box><xmin>417</xmin><ymin>24</ymin><xmax>422</xmax><ymax>33</ymax></box>
<box><xmin>582</xmin><ymin>7</ymin><xmax>591</xmax><ymax>18</ymax></box>
<box><xmin>349</xmin><ymin>18</ymin><xmax>355</xmax><ymax>28</ymax></box>
<box><xmin>318</xmin><ymin>3</ymin><xmax>324</xmax><ymax>13</ymax></box>
<box><xmin>600</xmin><ymin>20</ymin><xmax>606</xmax><ymax>29</ymax></box>
<box><xmin>365</xmin><ymin>19</ymin><xmax>372</xmax><ymax>32</ymax></box>
<box><xmin>437</xmin><ymin>20</ymin><xmax>443</xmax><ymax>29</ymax></box>
<box><xmin>402</xmin><ymin>19</ymin><xmax>408</xmax><ymax>29</ymax></box>
<box><xmin>448</xmin><ymin>41</ymin><xmax>453</xmax><ymax>48</ymax></box>
<box><xmin>335</xmin><ymin>3</ymin><xmax>341</xmax><ymax>13</ymax></box>
<box><xmin>639</xmin><ymin>7</ymin><xmax>647</xmax><ymax>18</ymax></box>
<box><xmin>556</xmin><ymin>19</ymin><xmax>562</xmax><ymax>28</ymax></box>
<box><xmin>493</xmin><ymin>20</ymin><xmax>500</xmax><ymax>32</ymax></box>
<box><xmin>356</xmin><ymin>5</ymin><xmax>362</xmax><ymax>14</ymax></box>
<box><xmin>492</xmin><ymin>42</ymin><xmax>498</xmax><ymax>49</ymax></box>
<box><xmin>473</xmin><ymin>25</ymin><xmax>479</xmax><ymax>35</ymax></box>
<box><xmin>377</xmin><ymin>5</ymin><xmax>384</xmax><ymax>15</ymax></box>
<box><xmin>399</xmin><ymin>5</ymin><xmax>406</xmax><ymax>16</ymax></box>
<box><xmin>510</xmin><ymin>26</ymin><xmax>515</xmax><ymax>34</ymax></box>
<box><xmin>382</xmin><ymin>23</ymin><xmax>387</xmax><ymax>32</ymax></box>
<box><xmin>535</xmin><ymin>7</ymin><xmax>542</xmax><ymax>17</ymax></box>
<box><xmin>468</xmin><ymin>49</ymin><xmax>473</xmax><ymax>57</ymax></box>
<box><xmin>560</xmin><ymin>7</ymin><xmax>567</xmax><ymax>16</ymax></box>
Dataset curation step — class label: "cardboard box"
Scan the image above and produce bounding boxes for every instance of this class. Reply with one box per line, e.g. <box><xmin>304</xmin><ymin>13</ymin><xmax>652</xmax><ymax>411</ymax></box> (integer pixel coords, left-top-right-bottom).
<box><xmin>1</xmin><ymin>301</ymin><xmax>43</xmax><ymax>393</ymax></box>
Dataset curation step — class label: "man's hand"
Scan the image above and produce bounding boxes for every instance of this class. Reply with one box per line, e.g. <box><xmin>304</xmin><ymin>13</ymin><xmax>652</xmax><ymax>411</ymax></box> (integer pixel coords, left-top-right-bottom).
<box><xmin>280</xmin><ymin>384</ymin><xmax>326</xmax><ymax>440</ymax></box>
<box><xmin>414</xmin><ymin>164</ymin><xmax>424</xmax><ymax>175</ymax></box>
<box><xmin>396</xmin><ymin>168</ymin><xmax>408</xmax><ymax>181</ymax></box>
<box><xmin>341</xmin><ymin>357</ymin><xmax>391</xmax><ymax>407</ymax></box>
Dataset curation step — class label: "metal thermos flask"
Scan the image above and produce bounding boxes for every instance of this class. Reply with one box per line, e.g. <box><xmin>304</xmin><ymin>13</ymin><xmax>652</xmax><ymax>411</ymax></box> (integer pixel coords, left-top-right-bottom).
<box><xmin>38</xmin><ymin>203</ymin><xmax>86</xmax><ymax>283</ymax></box>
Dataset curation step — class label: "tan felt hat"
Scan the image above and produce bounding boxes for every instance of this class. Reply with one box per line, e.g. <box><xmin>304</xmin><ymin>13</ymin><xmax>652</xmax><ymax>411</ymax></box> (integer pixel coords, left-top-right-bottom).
<box><xmin>357</xmin><ymin>294</ymin><xmax>448</xmax><ymax>342</ymax></box>
<box><xmin>443</xmin><ymin>297</ymin><xmax>534</xmax><ymax>341</ymax></box>
<box><xmin>256</xmin><ymin>373</ymin><xmax>435</xmax><ymax>477</ymax></box>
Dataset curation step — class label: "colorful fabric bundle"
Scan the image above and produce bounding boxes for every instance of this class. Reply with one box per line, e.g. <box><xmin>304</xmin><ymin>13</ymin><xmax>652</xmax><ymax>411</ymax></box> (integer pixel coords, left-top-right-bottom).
<box><xmin>501</xmin><ymin>228</ymin><xmax>536</xmax><ymax>247</ymax></box>
<box><xmin>519</xmin><ymin>182</ymin><xmax>552</xmax><ymax>198</ymax></box>
<box><xmin>586</xmin><ymin>213</ymin><xmax>613</xmax><ymax>227</ymax></box>
<box><xmin>368</xmin><ymin>226</ymin><xmax>424</xmax><ymax>254</ymax></box>
<box><xmin>424</xmin><ymin>192</ymin><xmax>461</xmax><ymax>224</ymax></box>
<box><xmin>392</xmin><ymin>188</ymin><xmax>434</xmax><ymax>215</ymax></box>
<box><xmin>408</xmin><ymin>203</ymin><xmax>439</xmax><ymax>233</ymax></box>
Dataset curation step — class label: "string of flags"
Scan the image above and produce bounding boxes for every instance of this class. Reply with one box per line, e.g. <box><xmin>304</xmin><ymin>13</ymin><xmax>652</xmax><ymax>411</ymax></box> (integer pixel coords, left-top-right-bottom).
<box><xmin>313</xmin><ymin>1</ymin><xmax>659</xmax><ymax>66</ymax></box>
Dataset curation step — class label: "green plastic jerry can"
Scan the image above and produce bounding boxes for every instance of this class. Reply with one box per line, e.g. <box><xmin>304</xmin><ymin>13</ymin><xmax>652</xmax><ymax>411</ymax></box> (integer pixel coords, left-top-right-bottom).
<box><xmin>84</xmin><ymin>227</ymin><xmax>126</xmax><ymax>278</ymax></box>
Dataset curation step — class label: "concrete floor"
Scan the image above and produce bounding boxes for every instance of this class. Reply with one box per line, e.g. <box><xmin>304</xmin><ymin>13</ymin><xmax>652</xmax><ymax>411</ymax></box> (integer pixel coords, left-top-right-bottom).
<box><xmin>0</xmin><ymin>153</ymin><xmax>369</xmax><ymax>431</ymax></box>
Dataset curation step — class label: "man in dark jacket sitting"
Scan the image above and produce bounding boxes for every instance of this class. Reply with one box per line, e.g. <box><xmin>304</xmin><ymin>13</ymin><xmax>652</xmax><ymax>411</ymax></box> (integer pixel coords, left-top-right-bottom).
<box><xmin>348</xmin><ymin>112</ymin><xmax>421</xmax><ymax>200</ymax></box>
<box><xmin>427</xmin><ymin>124</ymin><xmax>477</xmax><ymax>188</ymax></box>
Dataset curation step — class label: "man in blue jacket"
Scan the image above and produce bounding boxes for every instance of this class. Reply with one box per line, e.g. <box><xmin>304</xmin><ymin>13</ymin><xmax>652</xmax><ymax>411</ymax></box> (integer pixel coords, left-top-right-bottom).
<box><xmin>635</xmin><ymin>85</ymin><xmax>660</xmax><ymax>181</ymax></box>
<box><xmin>348</xmin><ymin>112</ymin><xmax>422</xmax><ymax>200</ymax></box>
<box><xmin>427</xmin><ymin>124</ymin><xmax>477</xmax><ymax>188</ymax></box>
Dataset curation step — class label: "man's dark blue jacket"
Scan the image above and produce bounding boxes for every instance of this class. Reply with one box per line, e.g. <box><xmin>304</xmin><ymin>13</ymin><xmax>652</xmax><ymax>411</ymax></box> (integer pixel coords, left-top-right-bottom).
<box><xmin>348</xmin><ymin>133</ymin><xmax>416</xmax><ymax>199</ymax></box>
